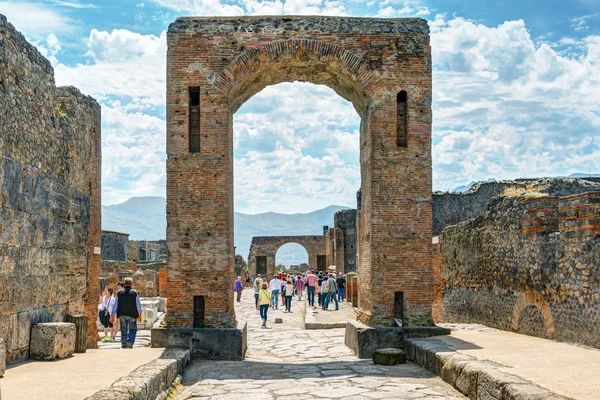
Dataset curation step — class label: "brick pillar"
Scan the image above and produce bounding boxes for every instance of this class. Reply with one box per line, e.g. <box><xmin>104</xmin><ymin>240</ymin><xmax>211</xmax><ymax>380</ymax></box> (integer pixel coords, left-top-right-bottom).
<box><xmin>356</xmin><ymin>95</ymin><xmax>433</xmax><ymax>327</ymax></box>
<box><xmin>84</xmin><ymin>101</ymin><xmax>101</xmax><ymax>348</ymax></box>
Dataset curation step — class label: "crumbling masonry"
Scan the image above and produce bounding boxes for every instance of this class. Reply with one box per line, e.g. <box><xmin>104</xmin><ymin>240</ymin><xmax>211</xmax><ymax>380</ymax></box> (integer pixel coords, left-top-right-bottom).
<box><xmin>166</xmin><ymin>16</ymin><xmax>433</xmax><ymax>328</ymax></box>
<box><xmin>0</xmin><ymin>14</ymin><xmax>101</xmax><ymax>361</ymax></box>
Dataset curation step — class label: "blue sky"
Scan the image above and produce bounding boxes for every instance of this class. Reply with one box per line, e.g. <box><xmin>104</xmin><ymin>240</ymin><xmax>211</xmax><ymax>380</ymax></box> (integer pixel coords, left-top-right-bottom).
<box><xmin>2</xmin><ymin>0</ymin><xmax>598</xmax><ymax>214</ymax></box>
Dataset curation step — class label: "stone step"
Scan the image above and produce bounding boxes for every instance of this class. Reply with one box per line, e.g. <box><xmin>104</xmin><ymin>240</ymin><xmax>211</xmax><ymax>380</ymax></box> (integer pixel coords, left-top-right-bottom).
<box><xmin>405</xmin><ymin>338</ymin><xmax>570</xmax><ymax>400</ymax></box>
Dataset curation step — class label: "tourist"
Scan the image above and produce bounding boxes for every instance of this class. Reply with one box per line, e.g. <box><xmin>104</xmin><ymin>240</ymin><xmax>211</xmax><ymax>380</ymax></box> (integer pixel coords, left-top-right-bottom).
<box><xmin>295</xmin><ymin>273</ymin><xmax>305</xmax><ymax>301</ymax></box>
<box><xmin>235</xmin><ymin>276</ymin><xmax>243</xmax><ymax>302</ymax></box>
<box><xmin>283</xmin><ymin>279</ymin><xmax>294</xmax><ymax>312</ymax></box>
<box><xmin>111</xmin><ymin>282</ymin><xmax>124</xmax><ymax>338</ymax></box>
<box><xmin>317</xmin><ymin>273</ymin><xmax>324</xmax><ymax>307</ymax></box>
<box><xmin>269</xmin><ymin>274</ymin><xmax>282</xmax><ymax>309</ymax></box>
<box><xmin>258</xmin><ymin>283</ymin><xmax>271</xmax><ymax>328</ymax></box>
<box><xmin>99</xmin><ymin>286</ymin><xmax>115</xmax><ymax>342</ymax></box>
<box><xmin>281</xmin><ymin>275</ymin><xmax>286</xmax><ymax>307</ymax></box>
<box><xmin>337</xmin><ymin>272</ymin><xmax>346</xmax><ymax>302</ymax></box>
<box><xmin>321</xmin><ymin>274</ymin><xmax>330</xmax><ymax>309</ymax></box>
<box><xmin>253</xmin><ymin>278</ymin><xmax>261</xmax><ymax>310</ymax></box>
<box><xmin>327</xmin><ymin>273</ymin><xmax>339</xmax><ymax>311</ymax></box>
<box><xmin>306</xmin><ymin>270</ymin><xmax>317</xmax><ymax>306</ymax></box>
<box><xmin>110</xmin><ymin>277</ymin><xmax>143</xmax><ymax>349</ymax></box>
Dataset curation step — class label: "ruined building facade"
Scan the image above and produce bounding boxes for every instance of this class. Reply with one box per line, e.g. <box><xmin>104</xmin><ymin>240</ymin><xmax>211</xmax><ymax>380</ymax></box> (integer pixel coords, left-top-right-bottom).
<box><xmin>433</xmin><ymin>178</ymin><xmax>600</xmax><ymax>348</ymax></box>
<box><xmin>0</xmin><ymin>14</ymin><xmax>101</xmax><ymax>361</ymax></box>
<box><xmin>166</xmin><ymin>16</ymin><xmax>433</xmax><ymax>328</ymax></box>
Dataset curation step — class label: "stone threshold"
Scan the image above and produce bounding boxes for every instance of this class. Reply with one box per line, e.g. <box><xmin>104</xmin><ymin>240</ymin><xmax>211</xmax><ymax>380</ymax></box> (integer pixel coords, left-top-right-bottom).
<box><xmin>84</xmin><ymin>348</ymin><xmax>190</xmax><ymax>400</ymax></box>
<box><xmin>405</xmin><ymin>338</ymin><xmax>571</xmax><ymax>400</ymax></box>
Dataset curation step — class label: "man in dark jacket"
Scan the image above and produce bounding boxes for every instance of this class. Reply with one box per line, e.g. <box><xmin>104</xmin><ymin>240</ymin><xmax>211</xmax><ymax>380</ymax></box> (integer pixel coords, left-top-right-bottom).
<box><xmin>110</xmin><ymin>277</ymin><xmax>143</xmax><ymax>349</ymax></box>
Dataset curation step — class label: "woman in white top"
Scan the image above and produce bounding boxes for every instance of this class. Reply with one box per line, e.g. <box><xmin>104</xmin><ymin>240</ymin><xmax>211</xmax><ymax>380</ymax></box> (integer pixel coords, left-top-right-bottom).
<box><xmin>283</xmin><ymin>280</ymin><xmax>294</xmax><ymax>312</ymax></box>
<box><xmin>99</xmin><ymin>287</ymin><xmax>116</xmax><ymax>342</ymax></box>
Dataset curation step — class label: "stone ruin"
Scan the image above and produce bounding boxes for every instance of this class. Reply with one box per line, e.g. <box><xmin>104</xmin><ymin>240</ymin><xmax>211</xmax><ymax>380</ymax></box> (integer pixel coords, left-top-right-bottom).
<box><xmin>0</xmin><ymin>14</ymin><xmax>101</xmax><ymax>364</ymax></box>
<box><xmin>165</xmin><ymin>15</ymin><xmax>434</xmax><ymax>329</ymax></box>
<box><xmin>432</xmin><ymin>178</ymin><xmax>600</xmax><ymax>348</ymax></box>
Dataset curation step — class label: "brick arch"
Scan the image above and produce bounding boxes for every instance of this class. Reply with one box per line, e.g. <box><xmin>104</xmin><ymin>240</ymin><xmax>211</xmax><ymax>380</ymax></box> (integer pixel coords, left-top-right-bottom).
<box><xmin>166</xmin><ymin>16</ymin><xmax>433</xmax><ymax>328</ymax></box>
<box><xmin>213</xmin><ymin>39</ymin><xmax>379</xmax><ymax>116</ymax></box>
<box><xmin>511</xmin><ymin>290</ymin><xmax>555</xmax><ymax>338</ymax></box>
<box><xmin>248</xmin><ymin>236</ymin><xmax>327</xmax><ymax>279</ymax></box>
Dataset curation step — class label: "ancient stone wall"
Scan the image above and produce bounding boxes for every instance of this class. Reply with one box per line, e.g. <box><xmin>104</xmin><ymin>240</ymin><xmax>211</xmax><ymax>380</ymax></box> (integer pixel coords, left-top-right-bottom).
<box><xmin>132</xmin><ymin>269</ymin><xmax>158</xmax><ymax>297</ymax></box>
<box><xmin>437</xmin><ymin>192</ymin><xmax>600</xmax><ymax>347</ymax></box>
<box><xmin>247</xmin><ymin>236</ymin><xmax>326</xmax><ymax>279</ymax></box>
<box><xmin>433</xmin><ymin>178</ymin><xmax>600</xmax><ymax>235</ymax></box>
<box><xmin>325</xmin><ymin>227</ymin><xmax>344</xmax><ymax>273</ymax></box>
<box><xmin>101</xmin><ymin>230</ymin><xmax>129</xmax><ymax>261</ymax></box>
<box><xmin>128</xmin><ymin>239</ymin><xmax>167</xmax><ymax>261</ymax></box>
<box><xmin>334</xmin><ymin>209</ymin><xmax>357</xmax><ymax>273</ymax></box>
<box><xmin>0</xmin><ymin>14</ymin><xmax>101</xmax><ymax>360</ymax></box>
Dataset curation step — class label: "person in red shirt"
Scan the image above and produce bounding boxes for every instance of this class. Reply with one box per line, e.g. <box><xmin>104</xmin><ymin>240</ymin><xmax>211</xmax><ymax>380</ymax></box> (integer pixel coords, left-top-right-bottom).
<box><xmin>305</xmin><ymin>270</ymin><xmax>318</xmax><ymax>307</ymax></box>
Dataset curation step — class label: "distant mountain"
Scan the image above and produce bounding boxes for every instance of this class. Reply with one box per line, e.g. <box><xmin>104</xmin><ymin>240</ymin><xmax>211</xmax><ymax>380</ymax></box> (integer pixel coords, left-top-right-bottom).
<box><xmin>102</xmin><ymin>197</ymin><xmax>351</xmax><ymax>265</ymax></box>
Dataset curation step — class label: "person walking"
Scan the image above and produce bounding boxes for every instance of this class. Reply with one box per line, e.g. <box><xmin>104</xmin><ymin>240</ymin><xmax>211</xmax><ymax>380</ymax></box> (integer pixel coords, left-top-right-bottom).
<box><xmin>305</xmin><ymin>270</ymin><xmax>317</xmax><ymax>307</ymax></box>
<box><xmin>336</xmin><ymin>272</ymin><xmax>346</xmax><ymax>302</ymax></box>
<box><xmin>283</xmin><ymin>279</ymin><xmax>294</xmax><ymax>312</ymax></box>
<box><xmin>327</xmin><ymin>273</ymin><xmax>339</xmax><ymax>310</ymax></box>
<box><xmin>111</xmin><ymin>282</ymin><xmax>124</xmax><ymax>339</ymax></box>
<box><xmin>269</xmin><ymin>274</ymin><xmax>282</xmax><ymax>309</ymax></box>
<box><xmin>295</xmin><ymin>273</ymin><xmax>305</xmax><ymax>301</ymax></box>
<box><xmin>253</xmin><ymin>278</ymin><xmax>261</xmax><ymax>310</ymax></box>
<box><xmin>99</xmin><ymin>286</ymin><xmax>115</xmax><ymax>342</ymax></box>
<box><xmin>258</xmin><ymin>283</ymin><xmax>271</xmax><ymax>328</ymax></box>
<box><xmin>110</xmin><ymin>277</ymin><xmax>142</xmax><ymax>349</ymax></box>
<box><xmin>235</xmin><ymin>276</ymin><xmax>244</xmax><ymax>302</ymax></box>
<box><xmin>317</xmin><ymin>273</ymin><xmax>325</xmax><ymax>307</ymax></box>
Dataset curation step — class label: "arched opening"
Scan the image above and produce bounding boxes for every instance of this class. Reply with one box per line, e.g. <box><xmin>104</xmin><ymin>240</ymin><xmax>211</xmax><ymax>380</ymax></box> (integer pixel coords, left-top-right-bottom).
<box><xmin>166</xmin><ymin>17</ymin><xmax>433</xmax><ymax>329</ymax></box>
<box><xmin>275</xmin><ymin>243</ymin><xmax>309</xmax><ymax>272</ymax></box>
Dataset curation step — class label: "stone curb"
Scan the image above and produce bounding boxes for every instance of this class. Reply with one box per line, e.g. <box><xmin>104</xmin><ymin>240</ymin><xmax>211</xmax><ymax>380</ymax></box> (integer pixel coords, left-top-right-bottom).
<box><xmin>405</xmin><ymin>338</ymin><xmax>573</xmax><ymax>400</ymax></box>
<box><xmin>84</xmin><ymin>348</ymin><xmax>190</xmax><ymax>400</ymax></box>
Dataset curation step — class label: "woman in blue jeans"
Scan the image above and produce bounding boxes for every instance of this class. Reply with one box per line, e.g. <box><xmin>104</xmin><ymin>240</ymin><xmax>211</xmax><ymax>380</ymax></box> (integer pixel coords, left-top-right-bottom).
<box><xmin>258</xmin><ymin>283</ymin><xmax>271</xmax><ymax>328</ymax></box>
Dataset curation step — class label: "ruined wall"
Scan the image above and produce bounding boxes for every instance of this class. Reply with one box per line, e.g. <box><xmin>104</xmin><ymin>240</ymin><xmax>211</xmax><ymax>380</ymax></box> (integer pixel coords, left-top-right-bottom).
<box><xmin>101</xmin><ymin>230</ymin><xmax>129</xmax><ymax>261</ymax></box>
<box><xmin>0</xmin><ymin>14</ymin><xmax>101</xmax><ymax>360</ymax></box>
<box><xmin>167</xmin><ymin>16</ymin><xmax>432</xmax><ymax>328</ymax></box>
<box><xmin>438</xmin><ymin>192</ymin><xmax>600</xmax><ymax>348</ymax></box>
<box><xmin>334</xmin><ymin>209</ymin><xmax>357</xmax><ymax>273</ymax></box>
<box><xmin>248</xmin><ymin>235</ymin><xmax>326</xmax><ymax>279</ymax></box>
<box><xmin>325</xmin><ymin>227</ymin><xmax>344</xmax><ymax>273</ymax></box>
<box><xmin>132</xmin><ymin>269</ymin><xmax>158</xmax><ymax>297</ymax></box>
<box><xmin>433</xmin><ymin>178</ymin><xmax>600</xmax><ymax>235</ymax></box>
<box><xmin>128</xmin><ymin>239</ymin><xmax>167</xmax><ymax>261</ymax></box>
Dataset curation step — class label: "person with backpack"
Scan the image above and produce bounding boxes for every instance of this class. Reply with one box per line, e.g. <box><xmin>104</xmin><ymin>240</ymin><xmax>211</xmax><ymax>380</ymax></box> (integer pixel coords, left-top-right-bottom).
<box><xmin>109</xmin><ymin>277</ymin><xmax>143</xmax><ymax>349</ymax></box>
<box><xmin>258</xmin><ymin>283</ymin><xmax>271</xmax><ymax>328</ymax></box>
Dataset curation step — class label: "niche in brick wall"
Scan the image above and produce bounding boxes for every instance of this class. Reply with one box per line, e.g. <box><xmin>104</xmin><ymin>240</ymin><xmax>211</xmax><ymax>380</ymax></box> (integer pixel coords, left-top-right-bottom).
<box><xmin>189</xmin><ymin>87</ymin><xmax>200</xmax><ymax>153</ymax></box>
<box><xmin>394</xmin><ymin>291</ymin><xmax>404</xmax><ymax>321</ymax></box>
<box><xmin>193</xmin><ymin>295</ymin><xmax>205</xmax><ymax>328</ymax></box>
<box><xmin>396</xmin><ymin>91</ymin><xmax>408</xmax><ymax>147</ymax></box>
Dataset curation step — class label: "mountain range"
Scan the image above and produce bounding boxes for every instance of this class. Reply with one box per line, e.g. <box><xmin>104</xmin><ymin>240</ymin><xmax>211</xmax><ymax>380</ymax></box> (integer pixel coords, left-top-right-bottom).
<box><xmin>102</xmin><ymin>197</ymin><xmax>350</xmax><ymax>265</ymax></box>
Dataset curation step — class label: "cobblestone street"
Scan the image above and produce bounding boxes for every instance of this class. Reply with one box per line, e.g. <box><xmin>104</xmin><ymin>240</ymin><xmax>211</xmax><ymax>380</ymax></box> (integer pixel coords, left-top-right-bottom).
<box><xmin>175</xmin><ymin>290</ymin><xmax>465</xmax><ymax>400</ymax></box>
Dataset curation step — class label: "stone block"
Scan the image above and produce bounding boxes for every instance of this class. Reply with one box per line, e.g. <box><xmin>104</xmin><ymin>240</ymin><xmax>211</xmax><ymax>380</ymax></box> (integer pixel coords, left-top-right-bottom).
<box><xmin>274</xmin><ymin>318</ymin><xmax>283</xmax><ymax>324</ymax></box>
<box><xmin>372</xmin><ymin>348</ymin><xmax>406</xmax><ymax>365</ymax></box>
<box><xmin>29</xmin><ymin>322</ymin><xmax>75</xmax><ymax>360</ymax></box>
<box><xmin>0</xmin><ymin>338</ymin><xmax>6</xmax><ymax>377</ymax></box>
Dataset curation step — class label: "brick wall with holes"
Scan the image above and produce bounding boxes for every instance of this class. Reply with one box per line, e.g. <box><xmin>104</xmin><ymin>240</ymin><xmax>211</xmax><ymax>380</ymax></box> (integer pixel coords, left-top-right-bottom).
<box><xmin>166</xmin><ymin>16</ymin><xmax>433</xmax><ymax>328</ymax></box>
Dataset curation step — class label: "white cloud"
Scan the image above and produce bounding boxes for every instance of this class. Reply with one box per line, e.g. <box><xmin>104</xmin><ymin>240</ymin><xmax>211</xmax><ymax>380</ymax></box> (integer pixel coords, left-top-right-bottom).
<box><xmin>49</xmin><ymin>0</ymin><xmax>99</xmax><ymax>9</ymax></box>
<box><xmin>431</xmin><ymin>15</ymin><xmax>600</xmax><ymax>191</ymax></box>
<box><xmin>101</xmin><ymin>102</ymin><xmax>166</xmax><ymax>204</ymax></box>
<box><xmin>0</xmin><ymin>1</ymin><xmax>75</xmax><ymax>37</ymax></box>
<box><xmin>54</xmin><ymin>29</ymin><xmax>166</xmax><ymax>109</ymax></box>
<box><xmin>234</xmin><ymin>82</ymin><xmax>360</xmax><ymax>214</ymax></box>
<box><xmin>148</xmin><ymin>0</ymin><xmax>347</xmax><ymax>16</ymax></box>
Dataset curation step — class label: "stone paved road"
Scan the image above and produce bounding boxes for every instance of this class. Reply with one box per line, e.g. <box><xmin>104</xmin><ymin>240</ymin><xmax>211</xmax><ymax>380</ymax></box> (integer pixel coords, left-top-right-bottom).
<box><xmin>175</xmin><ymin>290</ymin><xmax>465</xmax><ymax>400</ymax></box>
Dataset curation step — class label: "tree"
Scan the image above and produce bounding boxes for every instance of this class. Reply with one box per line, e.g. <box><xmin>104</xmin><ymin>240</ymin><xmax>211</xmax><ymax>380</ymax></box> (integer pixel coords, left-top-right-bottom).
<box><xmin>276</xmin><ymin>264</ymin><xmax>286</xmax><ymax>272</ymax></box>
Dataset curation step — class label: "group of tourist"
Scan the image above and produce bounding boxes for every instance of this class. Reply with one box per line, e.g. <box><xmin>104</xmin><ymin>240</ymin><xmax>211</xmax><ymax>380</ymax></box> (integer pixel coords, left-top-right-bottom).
<box><xmin>236</xmin><ymin>270</ymin><xmax>347</xmax><ymax>328</ymax></box>
<box><xmin>98</xmin><ymin>277</ymin><xmax>143</xmax><ymax>349</ymax></box>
